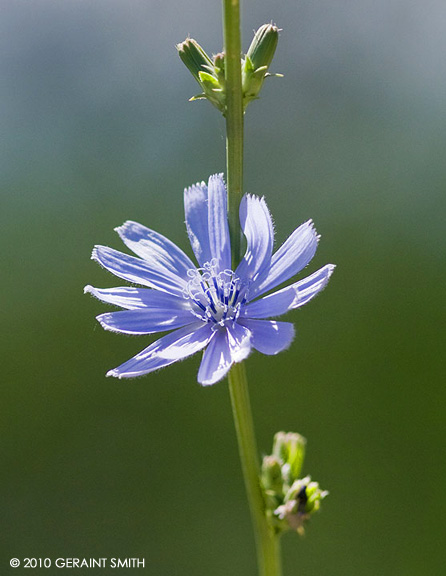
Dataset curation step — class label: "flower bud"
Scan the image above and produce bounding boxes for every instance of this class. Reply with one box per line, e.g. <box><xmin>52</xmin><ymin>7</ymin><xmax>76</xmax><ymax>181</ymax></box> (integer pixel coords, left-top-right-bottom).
<box><xmin>260</xmin><ymin>431</ymin><xmax>328</xmax><ymax>536</ymax></box>
<box><xmin>272</xmin><ymin>431</ymin><xmax>306</xmax><ymax>483</ymax></box>
<box><xmin>177</xmin><ymin>38</ymin><xmax>226</xmax><ymax>113</ymax></box>
<box><xmin>177</xmin><ymin>38</ymin><xmax>213</xmax><ymax>84</ymax></box>
<box><xmin>246</xmin><ymin>24</ymin><xmax>279</xmax><ymax>72</ymax></box>
<box><xmin>242</xmin><ymin>24</ymin><xmax>281</xmax><ymax>109</ymax></box>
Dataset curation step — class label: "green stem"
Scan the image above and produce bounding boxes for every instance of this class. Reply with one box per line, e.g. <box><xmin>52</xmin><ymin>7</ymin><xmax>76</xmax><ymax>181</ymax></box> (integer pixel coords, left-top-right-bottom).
<box><xmin>223</xmin><ymin>2</ymin><xmax>282</xmax><ymax>575</ymax></box>
<box><xmin>223</xmin><ymin>0</ymin><xmax>243</xmax><ymax>268</ymax></box>
<box><xmin>228</xmin><ymin>364</ymin><xmax>282</xmax><ymax>576</ymax></box>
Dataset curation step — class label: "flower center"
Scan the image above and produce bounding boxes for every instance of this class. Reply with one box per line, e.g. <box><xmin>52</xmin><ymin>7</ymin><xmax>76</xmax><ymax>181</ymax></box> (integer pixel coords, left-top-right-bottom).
<box><xmin>184</xmin><ymin>259</ymin><xmax>249</xmax><ymax>327</ymax></box>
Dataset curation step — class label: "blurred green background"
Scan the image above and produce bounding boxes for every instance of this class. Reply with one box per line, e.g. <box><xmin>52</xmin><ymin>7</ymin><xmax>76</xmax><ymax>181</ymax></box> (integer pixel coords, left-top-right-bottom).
<box><xmin>3</xmin><ymin>1</ymin><xmax>445</xmax><ymax>574</ymax></box>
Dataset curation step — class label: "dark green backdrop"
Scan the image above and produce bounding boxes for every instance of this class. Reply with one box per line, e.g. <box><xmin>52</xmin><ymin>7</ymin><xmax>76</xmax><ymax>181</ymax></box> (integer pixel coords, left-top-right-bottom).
<box><xmin>3</xmin><ymin>1</ymin><xmax>445</xmax><ymax>574</ymax></box>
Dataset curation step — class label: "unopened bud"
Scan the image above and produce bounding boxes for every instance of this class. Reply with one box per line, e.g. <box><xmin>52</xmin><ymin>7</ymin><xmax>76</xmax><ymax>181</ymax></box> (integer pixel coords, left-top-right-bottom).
<box><xmin>272</xmin><ymin>431</ymin><xmax>306</xmax><ymax>483</ymax></box>
<box><xmin>177</xmin><ymin>38</ymin><xmax>213</xmax><ymax>84</ymax></box>
<box><xmin>246</xmin><ymin>24</ymin><xmax>279</xmax><ymax>72</ymax></box>
<box><xmin>260</xmin><ymin>431</ymin><xmax>328</xmax><ymax>536</ymax></box>
<box><xmin>177</xmin><ymin>38</ymin><xmax>226</xmax><ymax>113</ymax></box>
<box><xmin>242</xmin><ymin>24</ymin><xmax>282</xmax><ymax>109</ymax></box>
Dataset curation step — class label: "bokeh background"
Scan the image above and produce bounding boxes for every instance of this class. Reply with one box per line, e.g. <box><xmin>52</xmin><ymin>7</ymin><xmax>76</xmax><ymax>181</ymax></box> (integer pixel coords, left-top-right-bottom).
<box><xmin>3</xmin><ymin>0</ymin><xmax>445</xmax><ymax>574</ymax></box>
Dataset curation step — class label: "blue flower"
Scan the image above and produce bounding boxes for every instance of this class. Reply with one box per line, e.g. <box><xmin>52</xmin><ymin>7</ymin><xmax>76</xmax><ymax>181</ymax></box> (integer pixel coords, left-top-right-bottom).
<box><xmin>85</xmin><ymin>174</ymin><xmax>335</xmax><ymax>385</ymax></box>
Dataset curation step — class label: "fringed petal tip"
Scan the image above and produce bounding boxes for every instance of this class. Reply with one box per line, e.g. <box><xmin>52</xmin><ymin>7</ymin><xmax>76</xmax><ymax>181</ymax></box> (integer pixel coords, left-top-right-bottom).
<box><xmin>318</xmin><ymin>263</ymin><xmax>336</xmax><ymax>283</ymax></box>
<box><xmin>301</xmin><ymin>218</ymin><xmax>319</xmax><ymax>238</ymax></box>
<box><xmin>184</xmin><ymin>172</ymin><xmax>225</xmax><ymax>196</ymax></box>
<box><xmin>90</xmin><ymin>246</ymin><xmax>99</xmax><ymax>261</ymax></box>
<box><xmin>107</xmin><ymin>367</ymin><xmax>141</xmax><ymax>379</ymax></box>
<box><xmin>106</xmin><ymin>369</ymin><xmax>120</xmax><ymax>378</ymax></box>
<box><xmin>184</xmin><ymin>180</ymin><xmax>206</xmax><ymax>195</ymax></box>
<box><xmin>292</xmin><ymin>263</ymin><xmax>336</xmax><ymax>308</ymax></box>
<box><xmin>209</xmin><ymin>172</ymin><xmax>225</xmax><ymax>186</ymax></box>
<box><xmin>91</xmin><ymin>245</ymin><xmax>112</xmax><ymax>265</ymax></box>
<box><xmin>114</xmin><ymin>220</ymin><xmax>133</xmax><ymax>236</ymax></box>
<box><xmin>240</xmin><ymin>193</ymin><xmax>277</xmax><ymax>239</ymax></box>
<box><xmin>306</xmin><ymin>218</ymin><xmax>320</xmax><ymax>238</ymax></box>
<box><xmin>84</xmin><ymin>284</ymin><xmax>113</xmax><ymax>303</ymax></box>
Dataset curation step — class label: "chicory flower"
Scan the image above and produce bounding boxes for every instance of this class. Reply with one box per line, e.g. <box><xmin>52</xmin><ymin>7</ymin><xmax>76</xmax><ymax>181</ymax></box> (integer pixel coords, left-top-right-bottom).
<box><xmin>85</xmin><ymin>174</ymin><xmax>334</xmax><ymax>385</ymax></box>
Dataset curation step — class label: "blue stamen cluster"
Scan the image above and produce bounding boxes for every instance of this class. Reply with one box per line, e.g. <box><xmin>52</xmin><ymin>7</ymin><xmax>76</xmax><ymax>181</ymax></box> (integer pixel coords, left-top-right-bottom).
<box><xmin>185</xmin><ymin>262</ymin><xmax>248</xmax><ymax>327</ymax></box>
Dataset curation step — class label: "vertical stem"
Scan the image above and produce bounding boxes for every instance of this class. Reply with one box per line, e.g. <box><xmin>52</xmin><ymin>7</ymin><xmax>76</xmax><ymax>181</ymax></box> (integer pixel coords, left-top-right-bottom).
<box><xmin>223</xmin><ymin>2</ymin><xmax>282</xmax><ymax>575</ymax></box>
<box><xmin>228</xmin><ymin>364</ymin><xmax>282</xmax><ymax>576</ymax></box>
<box><xmin>223</xmin><ymin>0</ymin><xmax>243</xmax><ymax>267</ymax></box>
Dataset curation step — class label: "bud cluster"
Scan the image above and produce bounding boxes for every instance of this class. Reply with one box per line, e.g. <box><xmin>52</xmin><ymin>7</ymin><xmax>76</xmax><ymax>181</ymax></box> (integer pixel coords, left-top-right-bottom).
<box><xmin>177</xmin><ymin>24</ymin><xmax>281</xmax><ymax>115</ymax></box>
<box><xmin>261</xmin><ymin>432</ymin><xmax>328</xmax><ymax>535</ymax></box>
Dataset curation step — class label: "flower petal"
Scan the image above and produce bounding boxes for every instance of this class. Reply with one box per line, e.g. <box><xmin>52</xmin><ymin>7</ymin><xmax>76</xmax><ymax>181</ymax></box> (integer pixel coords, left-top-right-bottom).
<box><xmin>236</xmin><ymin>195</ymin><xmax>274</xmax><ymax>281</ymax></box>
<box><xmin>116</xmin><ymin>221</ymin><xmax>195</xmax><ymax>279</ymax></box>
<box><xmin>239</xmin><ymin>319</ymin><xmax>295</xmax><ymax>355</ymax></box>
<box><xmin>197</xmin><ymin>330</ymin><xmax>233</xmax><ymax>386</ymax></box>
<box><xmin>208</xmin><ymin>174</ymin><xmax>231</xmax><ymax>270</ymax></box>
<box><xmin>289</xmin><ymin>263</ymin><xmax>335</xmax><ymax>308</ymax></box>
<box><xmin>184</xmin><ymin>180</ymin><xmax>212</xmax><ymax>266</ymax></box>
<box><xmin>250</xmin><ymin>220</ymin><xmax>319</xmax><ymax>297</ymax></box>
<box><xmin>227</xmin><ymin>322</ymin><xmax>252</xmax><ymax>363</ymax></box>
<box><xmin>107</xmin><ymin>323</ymin><xmax>212</xmax><ymax>378</ymax></box>
<box><xmin>92</xmin><ymin>246</ymin><xmax>187</xmax><ymax>296</ymax></box>
<box><xmin>84</xmin><ymin>285</ymin><xmax>188</xmax><ymax>310</ymax></box>
<box><xmin>242</xmin><ymin>264</ymin><xmax>335</xmax><ymax>318</ymax></box>
<box><xmin>241</xmin><ymin>288</ymin><xmax>296</xmax><ymax>319</ymax></box>
<box><xmin>96</xmin><ymin>308</ymin><xmax>197</xmax><ymax>334</ymax></box>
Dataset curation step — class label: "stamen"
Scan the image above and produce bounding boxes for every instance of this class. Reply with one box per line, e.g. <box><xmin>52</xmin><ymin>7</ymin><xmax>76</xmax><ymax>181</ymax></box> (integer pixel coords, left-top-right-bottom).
<box><xmin>194</xmin><ymin>299</ymin><xmax>207</xmax><ymax>313</ymax></box>
<box><xmin>184</xmin><ymin>262</ymin><xmax>250</xmax><ymax>326</ymax></box>
<box><xmin>230</xmin><ymin>286</ymin><xmax>241</xmax><ymax>306</ymax></box>
<box><xmin>212</xmin><ymin>276</ymin><xmax>222</xmax><ymax>300</ymax></box>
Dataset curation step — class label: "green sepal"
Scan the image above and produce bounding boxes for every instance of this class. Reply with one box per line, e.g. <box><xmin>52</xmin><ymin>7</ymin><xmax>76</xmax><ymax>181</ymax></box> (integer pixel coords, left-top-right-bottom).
<box><xmin>198</xmin><ymin>71</ymin><xmax>220</xmax><ymax>89</ymax></box>
<box><xmin>244</xmin><ymin>55</ymin><xmax>255</xmax><ymax>74</ymax></box>
<box><xmin>189</xmin><ymin>94</ymin><xmax>207</xmax><ymax>101</ymax></box>
<box><xmin>253</xmin><ymin>65</ymin><xmax>268</xmax><ymax>75</ymax></box>
<box><xmin>213</xmin><ymin>52</ymin><xmax>226</xmax><ymax>85</ymax></box>
<box><xmin>261</xmin><ymin>454</ymin><xmax>283</xmax><ymax>495</ymax></box>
